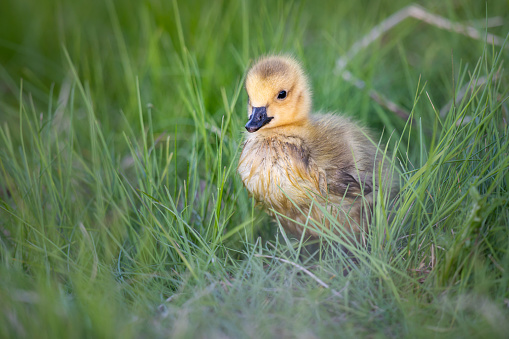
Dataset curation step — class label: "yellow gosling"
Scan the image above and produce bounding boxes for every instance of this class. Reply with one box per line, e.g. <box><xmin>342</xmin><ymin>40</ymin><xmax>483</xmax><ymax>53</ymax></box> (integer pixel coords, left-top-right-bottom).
<box><xmin>238</xmin><ymin>55</ymin><xmax>398</xmax><ymax>240</ymax></box>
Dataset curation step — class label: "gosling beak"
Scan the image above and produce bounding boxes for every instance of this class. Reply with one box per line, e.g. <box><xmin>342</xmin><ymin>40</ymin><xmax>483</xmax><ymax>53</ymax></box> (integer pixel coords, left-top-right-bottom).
<box><xmin>245</xmin><ymin>106</ymin><xmax>274</xmax><ymax>133</ymax></box>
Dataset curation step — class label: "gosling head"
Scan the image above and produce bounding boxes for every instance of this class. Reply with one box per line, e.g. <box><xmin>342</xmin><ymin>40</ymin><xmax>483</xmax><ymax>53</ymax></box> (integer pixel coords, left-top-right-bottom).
<box><xmin>244</xmin><ymin>55</ymin><xmax>312</xmax><ymax>133</ymax></box>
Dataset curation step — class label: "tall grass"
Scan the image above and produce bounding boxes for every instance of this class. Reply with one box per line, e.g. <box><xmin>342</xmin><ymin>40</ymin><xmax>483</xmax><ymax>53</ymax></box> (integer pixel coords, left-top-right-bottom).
<box><xmin>1</xmin><ymin>0</ymin><xmax>509</xmax><ymax>337</ymax></box>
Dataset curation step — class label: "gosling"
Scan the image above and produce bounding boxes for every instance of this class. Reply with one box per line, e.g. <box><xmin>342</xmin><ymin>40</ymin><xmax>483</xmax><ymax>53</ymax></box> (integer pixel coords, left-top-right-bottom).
<box><xmin>238</xmin><ymin>55</ymin><xmax>397</xmax><ymax>240</ymax></box>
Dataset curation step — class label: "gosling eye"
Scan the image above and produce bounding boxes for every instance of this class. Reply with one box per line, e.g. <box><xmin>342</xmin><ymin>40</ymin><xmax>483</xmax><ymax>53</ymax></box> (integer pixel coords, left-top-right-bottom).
<box><xmin>277</xmin><ymin>90</ymin><xmax>287</xmax><ymax>100</ymax></box>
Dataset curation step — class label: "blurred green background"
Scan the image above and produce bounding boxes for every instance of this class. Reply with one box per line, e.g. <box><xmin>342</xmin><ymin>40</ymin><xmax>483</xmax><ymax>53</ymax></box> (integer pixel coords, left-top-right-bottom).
<box><xmin>2</xmin><ymin>0</ymin><xmax>507</xmax><ymax>132</ymax></box>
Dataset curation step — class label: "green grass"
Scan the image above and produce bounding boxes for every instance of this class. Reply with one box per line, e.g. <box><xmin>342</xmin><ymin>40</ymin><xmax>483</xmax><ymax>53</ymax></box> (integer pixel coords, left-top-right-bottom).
<box><xmin>1</xmin><ymin>0</ymin><xmax>509</xmax><ymax>337</ymax></box>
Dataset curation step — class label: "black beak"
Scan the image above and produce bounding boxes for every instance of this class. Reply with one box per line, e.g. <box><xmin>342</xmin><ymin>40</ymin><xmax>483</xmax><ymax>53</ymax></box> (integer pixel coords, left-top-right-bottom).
<box><xmin>245</xmin><ymin>106</ymin><xmax>274</xmax><ymax>133</ymax></box>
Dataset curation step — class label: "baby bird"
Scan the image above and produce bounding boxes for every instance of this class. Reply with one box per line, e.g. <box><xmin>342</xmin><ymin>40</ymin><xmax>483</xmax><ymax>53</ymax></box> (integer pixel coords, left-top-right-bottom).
<box><xmin>238</xmin><ymin>55</ymin><xmax>397</xmax><ymax>240</ymax></box>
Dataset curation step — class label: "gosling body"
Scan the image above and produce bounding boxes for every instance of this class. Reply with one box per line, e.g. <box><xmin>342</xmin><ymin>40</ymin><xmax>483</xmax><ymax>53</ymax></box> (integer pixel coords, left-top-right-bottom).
<box><xmin>238</xmin><ymin>55</ymin><xmax>396</xmax><ymax>239</ymax></box>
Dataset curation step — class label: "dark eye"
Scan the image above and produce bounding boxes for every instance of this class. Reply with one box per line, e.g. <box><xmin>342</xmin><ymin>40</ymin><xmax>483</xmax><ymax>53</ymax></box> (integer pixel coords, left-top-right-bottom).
<box><xmin>277</xmin><ymin>90</ymin><xmax>287</xmax><ymax>100</ymax></box>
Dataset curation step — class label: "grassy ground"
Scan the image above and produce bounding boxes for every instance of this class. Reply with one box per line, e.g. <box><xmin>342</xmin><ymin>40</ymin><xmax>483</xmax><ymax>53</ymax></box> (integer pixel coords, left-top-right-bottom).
<box><xmin>1</xmin><ymin>0</ymin><xmax>509</xmax><ymax>337</ymax></box>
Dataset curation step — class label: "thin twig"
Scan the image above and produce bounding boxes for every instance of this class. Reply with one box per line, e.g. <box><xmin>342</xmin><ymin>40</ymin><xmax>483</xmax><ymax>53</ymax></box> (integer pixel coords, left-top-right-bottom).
<box><xmin>467</xmin><ymin>17</ymin><xmax>505</xmax><ymax>29</ymax></box>
<box><xmin>342</xmin><ymin>70</ymin><xmax>411</xmax><ymax>121</ymax></box>
<box><xmin>255</xmin><ymin>254</ymin><xmax>329</xmax><ymax>288</ymax></box>
<box><xmin>335</xmin><ymin>4</ymin><xmax>506</xmax><ymax>122</ymax></box>
<box><xmin>336</xmin><ymin>4</ymin><xmax>506</xmax><ymax>73</ymax></box>
<box><xmin>254</xmin><ymin>254</ymin><xmax>344</xmax><ymax>297</ymax></box>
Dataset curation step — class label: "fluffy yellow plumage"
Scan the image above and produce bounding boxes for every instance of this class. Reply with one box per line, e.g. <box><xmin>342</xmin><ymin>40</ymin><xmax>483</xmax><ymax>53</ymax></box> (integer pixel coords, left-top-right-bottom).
<box><xmin>238</xmin><ymin>55</ymin><xmax>397</xmax><ymax>239</ymax></box>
